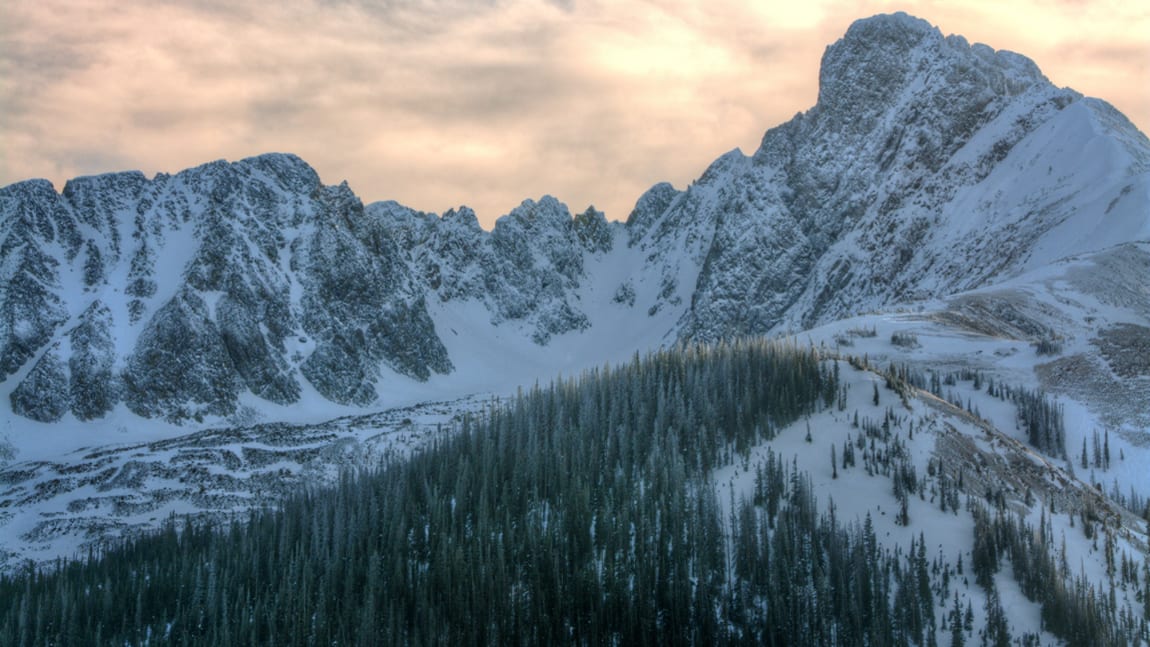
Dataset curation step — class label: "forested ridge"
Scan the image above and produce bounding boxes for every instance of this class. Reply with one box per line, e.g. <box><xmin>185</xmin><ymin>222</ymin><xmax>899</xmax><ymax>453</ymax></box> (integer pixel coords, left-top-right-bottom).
<box><xmin>0</xmin><ymin>341</ymin><xmax>1143</xmax><ymax>645</ymax></box>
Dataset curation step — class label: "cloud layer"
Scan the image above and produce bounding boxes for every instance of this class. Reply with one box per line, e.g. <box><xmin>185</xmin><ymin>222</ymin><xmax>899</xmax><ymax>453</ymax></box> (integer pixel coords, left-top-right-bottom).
<box><xmin>2</xmin><ymin>0</ymin><xmax>1147</xmax><ymax>227</ymax></box>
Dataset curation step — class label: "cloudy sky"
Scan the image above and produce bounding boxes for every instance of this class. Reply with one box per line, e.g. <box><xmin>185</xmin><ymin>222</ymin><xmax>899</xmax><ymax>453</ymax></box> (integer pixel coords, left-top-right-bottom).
<box><xmin>2</xmin><ymin>0</ymin><xmax>1147</xmax><ymax>228</ymax></box>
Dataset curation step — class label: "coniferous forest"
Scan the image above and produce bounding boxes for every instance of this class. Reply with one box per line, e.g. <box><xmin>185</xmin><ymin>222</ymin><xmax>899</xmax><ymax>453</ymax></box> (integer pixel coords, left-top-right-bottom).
<box><xmin>0</xmin><ymin>341</ymin><xmax>1143</xmax><ymax>645</ymax></box>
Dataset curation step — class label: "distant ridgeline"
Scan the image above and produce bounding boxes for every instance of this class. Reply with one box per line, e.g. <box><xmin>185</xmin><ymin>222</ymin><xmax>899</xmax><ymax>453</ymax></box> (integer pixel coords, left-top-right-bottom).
<box><xmin>0</xmin><ymin>341</ymin><xmax>1137</xmax><ymax>645</ymax></box>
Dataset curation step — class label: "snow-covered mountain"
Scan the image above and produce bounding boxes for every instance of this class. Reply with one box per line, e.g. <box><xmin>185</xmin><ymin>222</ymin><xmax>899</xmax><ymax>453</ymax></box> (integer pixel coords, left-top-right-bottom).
<box><xmin>1</xmin><ymin>13</ymin><xmax>1149</xmax><ymax>642</ymax></box>
<box><xmin>1</xmin><ymin>155</ymin><xmax>453</xmax><ymax>423</ymax></box>
<box><xmin>646</xmin><ymin>13</ymin><xmax>1148</xmax><ymax>339</ymax></box>
<box><xmin>4</xmin><ymin>14</ymin><xmax>1144</xmax><ymax>427</ymax></box>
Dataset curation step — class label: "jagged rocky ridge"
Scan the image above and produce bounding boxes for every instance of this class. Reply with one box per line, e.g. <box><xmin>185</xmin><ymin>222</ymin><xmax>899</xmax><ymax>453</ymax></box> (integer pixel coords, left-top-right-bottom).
<box><xmin>635</xmin><ymin>13</ymin><xmax>1149</xmax><ymax>339</ymax></box>
<box><xmin>1</xmin><ymin>12</ymin><xmax>1148</xmax><ymax>423</ymax></box>
<box><xmin>1</xmin><ymin>156</ymin><xmax>452</xmax><ymax>422</ymax></box>
<box><xmin>374</xmin><ymin>197</ymin><xmax>614</xmax><ymax>344</ymax></box>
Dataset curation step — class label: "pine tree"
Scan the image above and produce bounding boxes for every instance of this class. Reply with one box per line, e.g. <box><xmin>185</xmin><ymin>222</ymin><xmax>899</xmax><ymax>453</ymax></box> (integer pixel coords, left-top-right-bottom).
<box><xmin>949</xmin><ymin>593</ymin><xmax>965</xmax><ymax>647</ymax></box>
<box><xmin>1104</xmin><ymin>429</ymin><xmax>1111</xmax><ymax>469</ymax></box>
<box><xmin>983</xmin><ymin>585</ymin><xmax>1011</xmax><ymax>647</ymax></box>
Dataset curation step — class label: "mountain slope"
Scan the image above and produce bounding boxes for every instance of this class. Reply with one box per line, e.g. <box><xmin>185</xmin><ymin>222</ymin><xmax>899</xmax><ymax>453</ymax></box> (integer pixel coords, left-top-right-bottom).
<box><xmin>1</xmin><ymin>340</ymin><xmax>1146</xmax><ymax>644</ymax></box>
<box><xmin>660</xmin><ymin>13</ymin><xmax>1149</xmax><ymax>339</ymax></box>
<box><xmin>0</xmin><ymin>155</ymin><xmax>452</xmax><ymax>422</ymax></box>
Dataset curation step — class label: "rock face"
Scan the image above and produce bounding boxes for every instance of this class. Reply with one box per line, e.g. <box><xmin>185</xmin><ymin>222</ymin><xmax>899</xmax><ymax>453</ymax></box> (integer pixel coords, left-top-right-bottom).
<box><xmin>661</xmin><ymin>12</ymin><xmax>1149</xmax><ymax>340</ymax></box>
<box><xmin>1</xmin><ymin>154</ymin><xmax>453</xmax><ymax>421</ymax></box>
<box><xmin>376</xmin><ymin>197</ymin><xmax>615</xmax><ymax>344</ymax></box>
<box><xmin>2</xmin><ymin>12</ymin><xmax>1148</xmax><ymax>423</ymax></box>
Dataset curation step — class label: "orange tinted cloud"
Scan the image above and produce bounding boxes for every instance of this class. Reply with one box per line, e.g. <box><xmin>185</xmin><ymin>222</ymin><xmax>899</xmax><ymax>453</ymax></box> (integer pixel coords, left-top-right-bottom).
<box><xmin>1</xmin><ymin>0</ymin><xmax>1146</xmax><ymax>227</ymax></box>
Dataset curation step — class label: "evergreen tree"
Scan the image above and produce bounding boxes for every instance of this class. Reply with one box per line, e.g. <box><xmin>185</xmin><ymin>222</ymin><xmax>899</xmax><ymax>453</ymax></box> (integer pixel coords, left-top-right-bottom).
<box><xmin>949</xmin><ymin>593</ymin><xmax>966</xmax><ymax>647</ymax></box>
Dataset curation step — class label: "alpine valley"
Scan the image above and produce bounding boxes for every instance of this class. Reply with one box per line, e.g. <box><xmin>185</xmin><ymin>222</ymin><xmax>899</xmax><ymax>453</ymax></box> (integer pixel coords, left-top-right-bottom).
<box><xmin>2</xmin><ymin>12</ymin><xmax>1149</xmax><ymax>646</ymax></box>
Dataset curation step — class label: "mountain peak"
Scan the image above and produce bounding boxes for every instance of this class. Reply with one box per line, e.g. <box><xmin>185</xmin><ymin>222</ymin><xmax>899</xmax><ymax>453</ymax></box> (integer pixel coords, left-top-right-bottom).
<box><xmin>843</xmin><ymin>11</ymin><xmax>937</xmax><ymax>42</ymax></box>
<box><xmin>61</xmin><ymin>170</ymin><xmax>149</xmax><ymax>203</ymax></box>
<box><xmin>1</xmin><ymin>177</ymin><xmax>59</xmax><ymax>200</ymax></box>
<box><xmin>816</xmin><ymin>13</ymin><xmax>1048</xmax><ymax>122</ymax></box>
